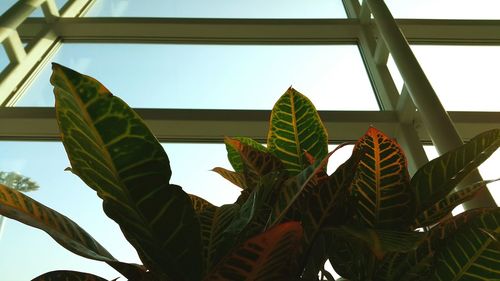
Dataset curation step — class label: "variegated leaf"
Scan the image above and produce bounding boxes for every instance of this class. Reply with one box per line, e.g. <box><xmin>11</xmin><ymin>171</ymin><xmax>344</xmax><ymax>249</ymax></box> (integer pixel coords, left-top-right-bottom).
<box><xmin>198</xmin><ymin>203</ymin><xmax>239</xmax><ymax>274</ymax></box>
<box><xmin>205</xmin><ymin>222</ymin><xmax>303</xmax><ymax>281</ymax></box>
<box><xmin>32</xmin><ymin>270</ymin><xmax>109</xmax><ymax>281</ymax></box>
<box><xmin>190</xmin><ymin>194</ymin><xmax>216</xmax><ymax>214</ymax></box>
<box><xmin>267</xmin><ymin>87</ymin><xmax>328</xmax><ymax>175</ymax></box>
<box><xmin>225</xmin><ymin>137</ymin><xmax>267</xmax><ymax>173</ymax></box>
<box><xmin>271</xmin><ymin>151</ymin><xmax>333</xmax><ymax>228</ymax></box>
<box><xmin>0</xmin><ymin>184</ymin><xmax>146</xmax><ymax>279</ymax></box>
<box><xmin>329</xmin><ymin>236</ymin><xmax>376</xmax><ymax>281</ymax></box>
<box><xmin>378</xmin><ymin>208</ymin><xmax>499</xmax><ymax>281</ymax></box>
<box><xmin>411</xmin><ymin>129</ymin><xmax>500</xmax><ymax>214</ymax></box>
<box><xmin>327</xmin><ymin>226</ymin><xmax>425</xmax><ymax>260</ymax></box>
<box><xmin>225</xmin><ymin>137</ymin><xmax>284</xmax><ymax>189</ymax></box>
<box><xmin>431</xmin><ymin>208</ymin><xmax>500</xmax><ymax>281</ymax></box>
<box><xmin>51</xmin><ymin>64</ymin><xmax>201</xmax><ymax>281</ymax></box>
<box><xmin>301</xmin><ymin>148</ymin><xmax>361</xmax><ymax>245</ymax></box>
<box><xmin>350</xmin><ymin>127</ymin><xmax>412</xmax><ymax>229</ymax></box>
<box><xmin>211</xmin><ymin>167</ymin><xmax>246</xmax><ymax>189</ymax></box>
<box><xmin>413</xmin><ymin>178</ymin><xmax>499</xmax><ymax>228</ymax></box>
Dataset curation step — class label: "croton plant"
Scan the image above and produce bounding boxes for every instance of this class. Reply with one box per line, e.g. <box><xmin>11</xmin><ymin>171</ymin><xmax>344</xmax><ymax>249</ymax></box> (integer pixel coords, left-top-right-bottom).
<box><xmin>0</xmin><ymin>64</ymin><xmax>499</xmax><ymax>281</ymax></box>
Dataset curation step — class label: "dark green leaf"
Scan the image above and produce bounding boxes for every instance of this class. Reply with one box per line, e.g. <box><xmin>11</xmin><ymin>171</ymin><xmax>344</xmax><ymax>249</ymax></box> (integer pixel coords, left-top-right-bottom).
<box><xmin>430</xmin><ymin>208</ymin><xmax>500</xmax><ymax>281</ymax></box>
<box><xmin>327</xmin><ymin>226</ymin><xmax>425</xmax><ymax>259</ymax></box>
<box><xmin>32</xmin><ymin>270</ymin><xmax>108</xmax><ymax>281</ymax></box>
<box><xmin>51</xmin><ymin>63</ymin><xmax>201</xmax><ymax>281</ymax></box>
<box><xmin>411</xmin><ymin>129</ymin><xmax>500</xmax><ymax>214</ymax></box>
<box><xmin>413</xmin><ymin>178</ymin><xmax>499</xmax><ymax>228</ymax></box>
<box><xmin>271</xmin><ymin>151</ymin><xmax>333</xmax><ymax>228</ymax></box>
<box><xmin>225</xmin><ymin>137</ymin><xmax>267</xmax><ymax>173</ymax></box>
<box><xmin>225</xmin><ymin>137</ymin><xmax>284</xmax><ymax>190</ymax></box>
<box><xmin>301</xmin><ymin>148</ymin><xmax>362</xmax><ymax>245</ymax></box>
<box><xmin>379</xmin><ymin>208</ymin><xmax>499</xmax><ymax>281</ymax></box>
<box><xmin>205</xmin><ymin>222</ymin><xmax>303</xmax><ymax>281</ymax></box>
<box><xmin>198</xmin><ymin>203</ymin><xmax>239</xmax><ymax>274</ymax></box>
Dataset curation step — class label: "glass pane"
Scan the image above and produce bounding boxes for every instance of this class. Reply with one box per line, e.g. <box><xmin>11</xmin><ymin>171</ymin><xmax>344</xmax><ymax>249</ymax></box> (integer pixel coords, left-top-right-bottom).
<box><xmin>0</xmin><ymin>0</ymin><xmax>68</xmax><ymax>17</ymax></box>
<box><xmin>0</xmin><ymin>141</ymin><xmax>240</xmax><ymax>279</ymax></box>
<box><xmin>387</xmin><ymin>54</ymin><xmax>404</xmax><ymax>94</ymax></box>
<box><xmin>16</xmin><ymin>43</ymin><xmax>379</xmax><ymax>110</ymax></box>
<box><xmin>423</xmin><ymin>145</ymin><xmax>500</xmax><ymax>209</ymax></box>
<box><xmin>412</xmin><ymin>45</ymin><xmax>500</xmax><ymax>111</ymax></box>
<box><xmin>86</xmin><ymin>0</ymin><xmax>346</xmax><ymax>18</ymax></box>
<box><xmin>385</xmin><ymin>0</ymin><xmax>500</xmax><ymax>19</ymax></box>
<box><xmin>0</xmin><ymin>0</ymin><xmax>16</xmax><ymax>16</ymax></box>
<box><xmin>0</xmin><ymin>46</ymin><xmax>9</xmax><ymax>72</ymax></box>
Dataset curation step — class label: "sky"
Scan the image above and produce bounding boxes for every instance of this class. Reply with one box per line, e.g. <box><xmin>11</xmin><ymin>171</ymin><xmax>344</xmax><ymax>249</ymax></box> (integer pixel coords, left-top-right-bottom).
<box><xmin>1</xmin><ymin>0</ymin><xmax>500</xmax><ymax>280</ymax></box>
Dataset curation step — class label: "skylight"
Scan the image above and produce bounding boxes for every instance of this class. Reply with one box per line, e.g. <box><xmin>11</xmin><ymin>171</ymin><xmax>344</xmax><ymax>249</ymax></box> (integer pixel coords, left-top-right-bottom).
<box><xmin>385</xmin><ymin>0</ymin><xmax>500</xmax><ymax>19</ymax></box>
<box><xmin>86</xmin><ymin>0</ymin><xmax>347</xmax><ymax>18</ymax></box>
<box><xmin>15</xmin><ymin>44</ymin><xmax>379</xmax><ymax>111</ymax></box>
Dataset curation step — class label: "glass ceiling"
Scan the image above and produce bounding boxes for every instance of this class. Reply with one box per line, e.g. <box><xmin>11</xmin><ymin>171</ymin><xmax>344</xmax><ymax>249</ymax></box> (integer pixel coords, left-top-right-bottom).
<box><xmin>384</xmin><ymin>0</ymin><xmax>500</xmax><ymax>19</ymax></box>
<box><xmin>86</xmin><ymin>0</ymin><xmax>347</xmax><ymax>18</ymax></box>
<box><xmin>413</xmin><ymin>45</ymin><xmax>500</xmax><ymax>111</ymax></box>
<box><xmin>15</xmin><ymin>43</ymin><xmax>379</xmax><ymax>111</ymax></box>
<box><xmin>0</xmin><ymin>0</ymin><xmax>68</xmax><ymax>17</ymax></box>
<box><xmin>3</xmin><ymin>0</ymin><xmax>500</xmax><ymax>19</ymax></box>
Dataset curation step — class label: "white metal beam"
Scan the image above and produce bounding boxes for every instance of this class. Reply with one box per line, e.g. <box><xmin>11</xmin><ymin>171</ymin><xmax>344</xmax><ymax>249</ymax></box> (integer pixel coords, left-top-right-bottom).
<box><xmin>0</xmin><ymin>108</ymin><xmax>497</xmax><ymax>143</ymax></box>
<box><xmin>0</xmin><ymin>0</ymin><xmax>95</xmax><ymax>106</ymax></box>
<box><xmin>0</xmin><ymin>108</ymin><xmax>398</xmax><ymax>142</ymax></box>
<box><xmin>15</xmin><ymin>18</ymin><xmax>500</xmax><ymax>45</ymax></box>
<box><xmin>366</xmin><ymin>0</ymin><xmax>496</xmax><ymax>208</ymax></box>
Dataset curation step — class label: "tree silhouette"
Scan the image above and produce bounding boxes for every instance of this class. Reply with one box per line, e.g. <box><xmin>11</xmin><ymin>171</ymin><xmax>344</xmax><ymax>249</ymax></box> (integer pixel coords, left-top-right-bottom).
<box><xmin>0</xmin><ymin>171</ymin><xmax>39</xmax><ymax>192</ymax></box>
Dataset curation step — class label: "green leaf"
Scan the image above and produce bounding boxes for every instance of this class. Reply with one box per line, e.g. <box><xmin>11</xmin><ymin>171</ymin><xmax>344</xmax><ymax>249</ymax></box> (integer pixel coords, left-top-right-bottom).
<box><xmin>267</xmin><ymin>87</ymin><xmax>328</xmax><ymax>175</ymax></box>
<box><xmin>327</xmin><ymin>226</ymin><xmax>425</xmax><ymax>260</ymax></box>
<box><xmin>329</xmin><ymin>235</ymin><xmax>377</xmax><ymax>281</ymax></box>
<box><xmin>0</xmin><ymin>184</ymin><xmax>146</xmax><ymax>279</ymax></box>
<box><xmin>225</xmin><ymin>137</ymin><xmax>284</xmax><ymax>189</ymax></box>
<box><xmin>51</xmin><ymin>63</ymin><xmax>201</xmax><ymax>281</ymax></box>
<box><xmin>271</xmin><ymin>151</ymin><xmax>333</xmax><ymax>228</ymax></box>
<box><xmin>211</xmin><ymin>167</ymin><xmax>246</xmax><ymax>189</ymax></box>
<box><xmin>204</xmin><ymin>222</ymin><xmax>303</xmax><ymax>281</ymax></box>
<box><xmin>300</xmin><ymin>148</ymin><xmax>362</xmax><ymax>245</ymax></box>
<box><xmin>199</xmin><ymin>203</ymin><xmax>239</xmax><ymax>274</ymax></box>
<box><xmin>431</xmin><ymin>208</ymin><xmax>500</xmax><ymax>281</ymax></box>
<box><xmin>350</xmin><ymin>127</ymin><xmax>412</xmax><ymax>229</ymax></box>
<box><xmin>190</xmin><ymin>194</ymin><xmax>216</xmax><ymax>214</ymax></box>
<box><xmin>413</xmin><ymin>178</ymin><xmax>499</xmax><ymax>228</ymax></box>
<box><xmin>411</xmin><ymin>128</ymin><xmax>500</xmax><ymax>214</ymax></box>
<box><xmin>378</xmin><ymin>208</ymin><xmax>499</xmax><ymax>281</ymax></box>
<box><xmin>225</xmin><ymin>137</ymin><xmax>267</xmax><ymax>173</ymax></box>
<box><xmin>32</xmin><ymin>270</ymin><xmax>109</xmax><ymax>281</ymax></box>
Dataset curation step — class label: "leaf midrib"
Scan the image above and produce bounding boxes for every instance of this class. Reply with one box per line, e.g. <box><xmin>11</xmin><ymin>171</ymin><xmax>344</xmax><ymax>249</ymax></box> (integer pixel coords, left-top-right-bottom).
<box><xmin>449</xmin><ymin>232</ymin><xmax>496</xmax><ymax>281</ymax></box>
<box><xmin>57</xmin><ymin>70</ymin><xmax>161</xmax><ymax>246</ymax></box>
<box><xmin>289</xmin><ymin>90</ymin><xmax>302</xmax><ymax>167</ymax></box>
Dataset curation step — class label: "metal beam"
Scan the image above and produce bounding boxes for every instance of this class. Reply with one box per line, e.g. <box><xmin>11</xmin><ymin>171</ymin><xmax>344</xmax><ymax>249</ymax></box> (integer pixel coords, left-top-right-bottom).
<box><xmin>0</xmin><ymin>108</ymin><xmax>398</xmax><ymax>142</ymax></box>
<box><xmin>16</xmin><ymin>18</ymin><xmax>500</xmax><ymax>45</ymax></box>
<box><xmin>0</xmin><ymin>0</ymin><xmax>95</xmax><ymax>106</ymax></box>
<box><xmin>0</xmin><ymin>107</ymin><xmax>497</xmax><ymax>143</ymax></box>
<box><xmin>366</xmin><ymin>0</ymin><xmax>496</xmax><ymax>208</ymax></box>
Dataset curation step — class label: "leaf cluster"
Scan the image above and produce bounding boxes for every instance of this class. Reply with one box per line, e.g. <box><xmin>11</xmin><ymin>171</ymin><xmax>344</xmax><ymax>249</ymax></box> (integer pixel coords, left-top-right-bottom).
<box><xmin>0</xmin><ymin>64</ymin><xmax>498</xmax><ymax>281</ymax></box>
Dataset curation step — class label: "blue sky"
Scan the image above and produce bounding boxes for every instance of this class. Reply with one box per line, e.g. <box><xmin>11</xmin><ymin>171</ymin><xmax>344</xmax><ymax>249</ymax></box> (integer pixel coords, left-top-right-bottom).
<box><xmin>1</xmin><ymin>0</ymin><xmax>500</xmax><ymax>279</ymax></box>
